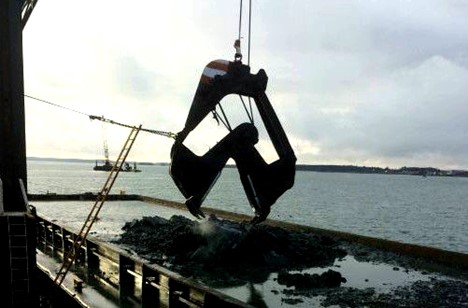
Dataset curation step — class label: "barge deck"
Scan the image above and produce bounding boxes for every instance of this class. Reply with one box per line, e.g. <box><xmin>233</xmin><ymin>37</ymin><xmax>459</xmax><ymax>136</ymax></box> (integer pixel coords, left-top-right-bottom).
<box><xmin>35</xmin><ymin>214</ymin><xmax>253</xmax><ymax>308</ymax></box>
<box><xmin>30</xmin><ymin>194</ymin><xmax>468</xmax><ymax>307</ymax></box>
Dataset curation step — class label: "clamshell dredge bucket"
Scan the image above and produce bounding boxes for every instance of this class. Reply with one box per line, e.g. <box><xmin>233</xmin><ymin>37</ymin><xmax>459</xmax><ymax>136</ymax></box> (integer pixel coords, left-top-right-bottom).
<box><xmin>170</xmin><ymin>60</ymin><xmax>296</xmax><ymax>223</ymax></box>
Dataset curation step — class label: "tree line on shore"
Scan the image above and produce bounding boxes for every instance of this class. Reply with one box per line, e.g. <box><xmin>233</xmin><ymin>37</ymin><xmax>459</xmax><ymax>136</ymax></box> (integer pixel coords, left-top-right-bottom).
<box><xmin>296</xmin><ymin>165</ymin><xmax>468</xmax><ymax>177</ymax></box>
<box><xmin>27</xmin><ymin>157</ymin><xmax>468</xmax><ymax>177</ymax></box>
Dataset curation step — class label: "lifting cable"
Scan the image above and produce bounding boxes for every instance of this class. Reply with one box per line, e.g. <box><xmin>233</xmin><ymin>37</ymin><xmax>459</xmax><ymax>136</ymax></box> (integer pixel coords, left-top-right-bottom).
<box><xmin>212</xmin><ymin>106</ymin><xmax>231</xmax><ymax>131</ymax></box>
<box><xmin>236</xmin><ymin>0</ymin><xmax>255</xmax><ymax>125</ymax></box>
<box><xmin>24</xmin><ymin>94</ymin><xmax>177</xmax><ymax>139</ymax></box>
<box><xmin>211</xmin><ymin>0</ymin><xmax>254</xmax><ymax>132</ymax></box>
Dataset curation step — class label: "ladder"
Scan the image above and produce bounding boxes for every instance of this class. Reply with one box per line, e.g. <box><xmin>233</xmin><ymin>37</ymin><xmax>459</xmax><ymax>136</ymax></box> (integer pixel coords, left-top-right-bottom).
<box><xmin>8</xmin><ymin>214</ymin><xmax>31</xmax><ymax>306</ymax></box>
<box><xmin>54</xmin><ymin>125</ymin><xmax>142</xmax><ymax>286</ymax></box>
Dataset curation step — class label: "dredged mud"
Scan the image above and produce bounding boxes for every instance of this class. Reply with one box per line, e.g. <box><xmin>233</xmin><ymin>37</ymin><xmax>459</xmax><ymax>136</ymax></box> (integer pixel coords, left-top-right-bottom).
<box><xmin>114</xmin><ymin>214</ymin><xmax>468</xmax><ymax>307</ymax></box>
<box><xmin>115</xmin><ymin>214</ymin><xmax>347</xmax><ymax>287</ymax></box>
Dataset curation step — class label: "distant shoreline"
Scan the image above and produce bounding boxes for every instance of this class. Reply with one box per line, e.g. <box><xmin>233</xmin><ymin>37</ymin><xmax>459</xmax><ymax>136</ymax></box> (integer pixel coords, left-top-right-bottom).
<box><xmin>295</xmin><ymin>164</ymin><xmax>468</xmax><ymax>177</ymax></box>
<box><xmin>26</xmin><ymin>156</ymin><xmax>164</xmax><ymax>166</ymax></box>
<box><xmin>27</xmin><ymin>157</ymin><xmax>468</xmax><ymax>177</ymax></box>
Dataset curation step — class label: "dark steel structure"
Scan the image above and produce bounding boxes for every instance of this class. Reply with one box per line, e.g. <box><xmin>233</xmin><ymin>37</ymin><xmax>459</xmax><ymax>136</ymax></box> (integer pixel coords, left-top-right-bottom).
<box><xmin>1</xmin><ymin>0</ymin><xmax>27</xmax><ymax>209</ymax></box>
<box><xmin>170</xmin><ymin>60</ymin><xmax>296</xmax><ymax>224</ymax></box>
<box><xmin>1</xmin><ymin>1</ymin><xmax>36</xmax><ymax>306</ymax></box>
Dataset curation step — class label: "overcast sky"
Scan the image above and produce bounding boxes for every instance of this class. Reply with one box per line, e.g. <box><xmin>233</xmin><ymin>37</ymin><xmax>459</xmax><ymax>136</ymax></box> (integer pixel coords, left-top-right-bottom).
<box><xmin>22</xmin><ymin>0</ymin><xmax>468</xmax><ymax>170</ymax></box>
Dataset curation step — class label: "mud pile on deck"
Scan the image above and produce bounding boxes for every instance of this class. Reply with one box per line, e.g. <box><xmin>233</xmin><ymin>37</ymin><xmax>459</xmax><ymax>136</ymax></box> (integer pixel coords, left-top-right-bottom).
<box><xmin>114</xmin><ymin>214</ymin><xmax>468</xmax><ymax>307</ymax></box>
<box><xmin>114</xmin><ymin>214</ymin><xmax>347</xmax><ymax>287</ymax></box>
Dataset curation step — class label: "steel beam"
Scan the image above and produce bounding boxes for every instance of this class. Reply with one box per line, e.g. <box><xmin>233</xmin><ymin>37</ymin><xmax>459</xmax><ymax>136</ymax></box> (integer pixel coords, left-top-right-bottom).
<box><xmin>0</xmin><ymin>0</ymin><xmax>27</xmax><ymax>212</ymax></box>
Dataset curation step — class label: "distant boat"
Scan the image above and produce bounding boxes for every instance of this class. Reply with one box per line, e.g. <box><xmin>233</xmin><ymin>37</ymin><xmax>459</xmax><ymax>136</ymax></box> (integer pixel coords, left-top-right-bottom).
<box><xmin>93</xmin><ymin>160</ymin><xmax>141</xmax><ymax>172</ymax></box>
<box><xmin>93</xmin><ymin>123</ymin><xmax>141</xmax><ymax>172</ymax></box>
<box><xmin>124</xmin><ymin>162</ymin><xmax>142</xmax><ymax>173</ymax></box>
<box><xmin>93</xmin><ymin>160</ymin><xmax>114</xmax><ymax>171</ymax></box>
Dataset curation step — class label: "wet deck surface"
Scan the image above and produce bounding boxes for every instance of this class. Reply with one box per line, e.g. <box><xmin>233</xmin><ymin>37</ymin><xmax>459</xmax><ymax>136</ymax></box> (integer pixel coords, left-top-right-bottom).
<box><xmin>114</xmin><ymin>214</ymin><xmax>468</xmax><ymax>307</ymax></box>
<box><xmin>36</xmin><ymin>251</ymin><xmax>119</xmax><ymax>308</ymax></box>
<box><xmin>33</xmin><ymin>200</ymin><xmax>468</xmax><ymax>307</ymax></box>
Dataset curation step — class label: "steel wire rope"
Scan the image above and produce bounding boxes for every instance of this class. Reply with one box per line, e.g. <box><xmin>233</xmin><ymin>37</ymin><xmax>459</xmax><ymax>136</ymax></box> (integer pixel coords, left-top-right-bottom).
<box><xmin>211</xmin><ymin>108</ymin><xmax>231</xmax><ymax>131</ymax></box>
<box><xmin>235</xmin><ymin>0</ymin><xmax>255</xmax><ymax>126</ymax></box>
<box><xmin>24</xmin><ymin>94</ymin><xmax>177</xmax><ymax>139</ymax></box>
<box><xmin>238</xmin><ymin>0</ymin><xmax>243</xmax><ymax>41</ymax></box>
<box><xmin>247</xmin><ymin>0</ymin><xmax>254</xmax><ymax>124</ymax></box>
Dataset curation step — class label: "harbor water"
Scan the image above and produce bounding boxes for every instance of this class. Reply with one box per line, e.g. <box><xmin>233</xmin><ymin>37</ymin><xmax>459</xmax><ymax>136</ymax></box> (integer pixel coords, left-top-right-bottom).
<box><xmin>27</xmin><ymin>159</ymin><xmax>467</xmax><ymax>254</ymax></box>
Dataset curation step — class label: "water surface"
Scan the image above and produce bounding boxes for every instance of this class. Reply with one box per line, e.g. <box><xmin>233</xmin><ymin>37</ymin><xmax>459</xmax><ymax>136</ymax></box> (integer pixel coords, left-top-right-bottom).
<box><xmin>27</xmin><ymin>159</ymin><xmax>468</xmax><ymax>253</ymax></box>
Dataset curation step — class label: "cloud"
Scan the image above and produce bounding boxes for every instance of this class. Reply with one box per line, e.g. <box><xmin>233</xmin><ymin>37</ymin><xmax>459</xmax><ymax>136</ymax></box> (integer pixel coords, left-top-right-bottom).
<box><xmin>21</xmin><ymin>0</ymin><xmax>468</xmax><ymax>169</ymax></box>
<box><xmin>286</xmin><ymin>55</ymin><xmax>468</xmax><ymax>168</ymax></box>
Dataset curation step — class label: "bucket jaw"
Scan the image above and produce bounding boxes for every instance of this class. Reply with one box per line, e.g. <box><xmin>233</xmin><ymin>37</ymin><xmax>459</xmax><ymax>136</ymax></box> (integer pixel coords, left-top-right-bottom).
<box><xmin>170</xmin><ymin>60</ymin><xmax>296</xmax><ymax>223</ymax></box>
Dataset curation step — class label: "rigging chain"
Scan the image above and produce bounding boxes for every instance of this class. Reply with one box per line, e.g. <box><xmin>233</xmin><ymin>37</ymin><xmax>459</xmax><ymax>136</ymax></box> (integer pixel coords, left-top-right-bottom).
<box><xmin>24</xmin><ymin>94</ymin><xmax>177</xmax><ymax>139</ymax></box>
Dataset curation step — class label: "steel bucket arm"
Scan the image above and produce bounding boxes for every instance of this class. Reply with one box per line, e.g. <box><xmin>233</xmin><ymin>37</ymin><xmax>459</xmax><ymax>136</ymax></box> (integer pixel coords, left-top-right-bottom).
<box><xmin>170</xmin><ymin>60</ymin><xmax>296</xmax><ymax>223</ymax></box>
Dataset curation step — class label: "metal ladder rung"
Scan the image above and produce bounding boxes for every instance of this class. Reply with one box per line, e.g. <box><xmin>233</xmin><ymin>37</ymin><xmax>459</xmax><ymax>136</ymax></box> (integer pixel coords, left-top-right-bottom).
<box><xmin>54</xmin><ymin>125</ymin><xmax>142</xmax><ymax>285</ymax></box>
<box><xmin>7</xmin><ymin>215</ymin><xmax>31</xmax><ymax>299</ymax></box>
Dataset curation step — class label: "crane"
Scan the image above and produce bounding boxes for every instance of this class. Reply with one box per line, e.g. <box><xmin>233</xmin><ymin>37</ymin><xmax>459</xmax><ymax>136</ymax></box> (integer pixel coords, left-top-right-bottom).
<box><xmin>93</xmin><ymin>122</ymin><xmax>113</xmax><ymax>171</ymax></box>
